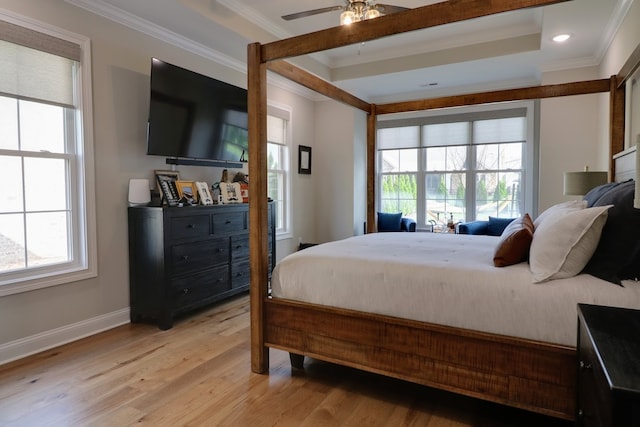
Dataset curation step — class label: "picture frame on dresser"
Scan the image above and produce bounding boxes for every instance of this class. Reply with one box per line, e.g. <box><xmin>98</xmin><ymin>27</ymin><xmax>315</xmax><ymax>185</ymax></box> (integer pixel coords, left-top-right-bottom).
<box><xmin>176</xmin><ymin>180</ymin><xmax>198</xmax><ymax>205</ymax></box>
<box><xmin>155</xmin><ymin>170</ymin><xmax>181</xmax><ymax>206</ymax></box>
<box><xmin>195</xmin><ymin>181</ymin><xmax>214</xmax><ymax>205</ymax></box>
<box><xmin>220</xmin><ymin>182</ymin><xmax>242</xmax><ymax>204</ymax></box>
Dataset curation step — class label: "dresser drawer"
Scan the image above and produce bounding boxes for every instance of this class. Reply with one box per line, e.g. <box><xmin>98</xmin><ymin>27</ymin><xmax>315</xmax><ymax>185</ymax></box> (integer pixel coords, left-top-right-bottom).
<box><xmin>212</xmin><ymin>211</ymin><xmax>246</xmax><ymax>234</ymax></box>
<box><xmin>231</xmin><ymin>260</ymin><xmax>250</xmax><ymax>289</ymax></box>
<box><xmin>231</xmin><ymin>235</ymin><xmax>249</xmax><ymax>260</ymax></box>
<box><xmin>577</xmin><ymin>321</ymin><xmax>613</xmax><ymax>426</ymax></box>
<box><xmin>169</xmin><ymin>214</ymin><xmax>210</xmax><ymax>241</ymax></box>
<box><xmin>170</xmin><ymin>238</ymin><xmax>229</xmax><ymax>276</ymax></box>
<box><xmin>169</xmin><ymin>266</ymin><xmax>230</xmax><ymax>309</ymax></box>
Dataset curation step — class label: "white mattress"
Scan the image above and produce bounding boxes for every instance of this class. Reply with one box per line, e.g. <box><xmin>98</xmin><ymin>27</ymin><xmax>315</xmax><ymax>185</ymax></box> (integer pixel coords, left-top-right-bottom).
<box><xmin>271</xmin><ymin>232</ymin><xmax>640</xmax><ymax>346</ymax></box>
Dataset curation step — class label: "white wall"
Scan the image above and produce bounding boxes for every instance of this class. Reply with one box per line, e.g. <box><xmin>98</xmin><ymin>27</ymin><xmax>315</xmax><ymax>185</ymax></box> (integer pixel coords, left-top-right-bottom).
<box><xmin>314</xmin><ymin>101</ymin><xmax>367</xmax><ymax>243</ymax></box>
<box><xmin>538</xmin><ymin>67</ymin><xmax>602</xmax><ymax>211</ymax></box>
<box><xmin>0</xmin><ymin>0</ymin><xmax>317</xmax><ymax>363</ymax></box>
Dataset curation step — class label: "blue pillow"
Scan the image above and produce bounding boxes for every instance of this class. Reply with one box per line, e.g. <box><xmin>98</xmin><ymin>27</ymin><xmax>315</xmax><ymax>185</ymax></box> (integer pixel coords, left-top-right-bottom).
<box><xmin>377</xmin><ymin>212</ymin><xmax>402</xmax><ymax>232</ymax></box>
<box><xmin>487</xmin><ymin>217</ymin><xmax>516</xmax><ymax>236</ymax></box>
<box><xmin>583</xmin><ymin>181</ymin><xmax>621</xmax><ymax>207</ymax></box>
<box><xmin>582</xmin><ymin>180</ymin><xmax>640</xmax><ymax>285</ymax></box>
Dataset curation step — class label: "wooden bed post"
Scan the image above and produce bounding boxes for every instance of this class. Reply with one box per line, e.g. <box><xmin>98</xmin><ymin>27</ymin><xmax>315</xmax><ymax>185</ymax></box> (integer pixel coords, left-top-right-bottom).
<box><xmin>609</xmin><ymin>75</ymin><xmax>626</xmax><ymax>180</ymax></box>
<box><xmin>248</xmin><ymin>42</ymin><xmax>269</xmax><ymax>374</ymax></box>
<box><xmin>367</xmin><ymin>105</ymin><xmax>377</xmax><ymax>233</ymax></box>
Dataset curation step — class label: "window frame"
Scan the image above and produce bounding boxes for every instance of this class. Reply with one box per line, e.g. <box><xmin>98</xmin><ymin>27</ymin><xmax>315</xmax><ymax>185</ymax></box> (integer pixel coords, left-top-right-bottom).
<box><xmin>376</xmin><ymin>101</ymin><xmax>538</xmax><ymax>230</ymax></box>
<box><xmin>0</xmin><ymin>10</ymin><xmax>97</xmax><ymax>296</ymax></box>
<box><xmin>266</xmin><ymin>103</ymin><xmax>292</xmax><ymax>239</ymax></box>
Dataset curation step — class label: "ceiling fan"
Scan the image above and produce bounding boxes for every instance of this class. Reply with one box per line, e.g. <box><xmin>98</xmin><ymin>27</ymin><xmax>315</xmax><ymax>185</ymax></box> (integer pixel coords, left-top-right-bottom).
<box><xmin>282</xmin><ymin>1</ymin><xmax>410</xmax><ymax>25</ymax></box>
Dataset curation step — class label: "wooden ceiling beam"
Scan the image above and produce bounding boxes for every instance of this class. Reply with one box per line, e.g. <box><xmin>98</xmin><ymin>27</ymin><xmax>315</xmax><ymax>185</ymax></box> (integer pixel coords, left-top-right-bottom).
<box><xmin>376</xmin><ymin>79</ymin><xmax>610</xmax><ymax>115</ymax></box>
<box><xmin>261</xmin><ymin>0</ymin><xmax>571</xmax><ymax>63</ymax></box>
<box><xmin>268</xmin><ymin>60</ymin><xmax>371</xmax><ymax>113</ymax></box>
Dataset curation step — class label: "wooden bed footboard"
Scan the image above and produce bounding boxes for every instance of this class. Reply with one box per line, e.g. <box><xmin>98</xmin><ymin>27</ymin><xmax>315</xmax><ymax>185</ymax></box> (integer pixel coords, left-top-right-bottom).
<box><xmin>262</xmin><ymin>297</ymin><xmax>576</xmax><ymax>421</ymax></box>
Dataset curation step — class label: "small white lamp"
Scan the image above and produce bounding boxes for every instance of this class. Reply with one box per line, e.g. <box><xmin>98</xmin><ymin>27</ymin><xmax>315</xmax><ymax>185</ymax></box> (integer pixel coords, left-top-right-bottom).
<box><xmin>128</xmin><ymin>179</ymin><xmax>151</xmax><ymax>206</ymax></box>
<box><xmin>563</xmin><ymin>166</ymin><xmax>608</xmax><ymax>196</ymax></box>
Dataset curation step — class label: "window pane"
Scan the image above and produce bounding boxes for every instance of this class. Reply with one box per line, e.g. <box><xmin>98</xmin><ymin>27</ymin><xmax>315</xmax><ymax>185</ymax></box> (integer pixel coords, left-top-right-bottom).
<box><xmin>380</xmin><ymin>149</ymin><xmax>417</xmax><ymax>172</ymax></box>
<box><xmin>19</xmin><ymin>100</ymin><xmax>66</xmax><ymax>153</ymax></box>
<box><xmin>474</xmin><ymin>117</ymin><xmax>525</xmax><ymax>144</ymax></box>
<box><xmin>24</xmin><ymin>157</ymin><xmax>68</xmax><ymax>211</ymax></box>
<box><xmin>476</xmin><ymin>144</ymin><xmax>499</xmax><ymax>170</ymax></box>
<box><xmin>267</xmin><ymin>143</ymin><xmax>281</xmax><ymax>170</ymax></box>
<box><xmin>26</xmin><ymin>211</ymin><xmax>70</xmax><ymax>266</ymax></box>
<box><xmin>501</xmin><ymin>142</ymin><xmax>523</xmax><ymax>169</ymax></box>
<box><xmin>380</xmin><ymin>173</ymin><xmax>417</xmax><ymax>217</ymax></box>
<box><xmin>423</xmin><ymin>122</ymin><xmax>469</xmax><ymax>146</ymax></box>
<box><xmin>0</xmin><ymin>213</ymin><xmax>26</xmax><ymax>272</ymax></box>
<box><xmin>0</xmin><ymin>96</ymin><xmax>19</xmax><ymax>150</ymax></box>
<box><xmin>425</xmin><ymin>173</ymin><xmax>466</xmax><ymax>224</ymax></box>
<box><xmin>446</xmin><ymin>146</ymin><xmax>467</xmax><ymax>171</ymax></box>
<box><xmin>426</xmin><ymin>146</ymin><xmax>466</xmax><ymax>171</ymax></box>
<box><xmin>475</xmin><ymin>172</ymin><xmax>522</xmax><ymax>220</ymax></box>
<box><xmin>0</xmin><ymin>156</ymin><xmax>23</xmax><ymax>213</ymax></box>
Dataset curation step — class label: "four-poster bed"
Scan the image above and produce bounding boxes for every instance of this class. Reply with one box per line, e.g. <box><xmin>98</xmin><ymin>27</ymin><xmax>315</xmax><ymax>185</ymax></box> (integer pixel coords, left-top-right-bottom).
<box><xmin>247</xmin><ymin>0</ymin><xmax>638</xmax><ymax>421</ymax></box>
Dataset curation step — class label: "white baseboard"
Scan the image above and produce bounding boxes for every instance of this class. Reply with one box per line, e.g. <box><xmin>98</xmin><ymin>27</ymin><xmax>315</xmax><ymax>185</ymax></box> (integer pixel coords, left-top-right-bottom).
<box><xmin>0</xmin><ymin>308</ymin><xmax>130</xmax><ymax>366</ymax></box>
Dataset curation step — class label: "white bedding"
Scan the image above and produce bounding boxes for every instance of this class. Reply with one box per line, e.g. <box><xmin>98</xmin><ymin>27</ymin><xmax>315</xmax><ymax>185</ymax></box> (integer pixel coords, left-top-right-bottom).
<box><xmin>271</xmin><ymin>232</ymin><xmax>640</xmax><ymax>346</ymax></box>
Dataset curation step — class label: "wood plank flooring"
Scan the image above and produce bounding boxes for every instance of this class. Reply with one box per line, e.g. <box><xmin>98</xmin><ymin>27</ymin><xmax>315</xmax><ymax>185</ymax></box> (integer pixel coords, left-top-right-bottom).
<box><xmin>0</xmin><ymin>294</ymin><xmax>572</xmax><ymax>426</ymax></box>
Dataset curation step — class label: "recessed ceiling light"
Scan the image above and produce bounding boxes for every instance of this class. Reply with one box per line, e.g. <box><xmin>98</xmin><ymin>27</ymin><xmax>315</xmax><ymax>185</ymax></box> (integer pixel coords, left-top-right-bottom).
<box><xmin>552</xmin><ymin>34</ymin><xmax>571</xmax><ymax>43</ymax></box>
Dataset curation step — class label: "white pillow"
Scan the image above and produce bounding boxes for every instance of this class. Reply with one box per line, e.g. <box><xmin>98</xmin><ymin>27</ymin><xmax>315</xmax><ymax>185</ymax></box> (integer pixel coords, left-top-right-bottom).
<box><xmin>529</xmin><ymin>205</ymin><xmax>612</xmax><ymax>283</ymax></box>
<box><xmin>533</xmin><ymin>199</ymin><xmax>587</xmax><ymax>229</ymax></box>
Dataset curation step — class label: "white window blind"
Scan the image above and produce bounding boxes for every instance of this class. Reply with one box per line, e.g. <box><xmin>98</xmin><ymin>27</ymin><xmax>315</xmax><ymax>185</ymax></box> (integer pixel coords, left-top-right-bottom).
<box><xmin>0</xmin><ymin>20</ymin><xmax>79</xmax><ymax>108</ymax></box>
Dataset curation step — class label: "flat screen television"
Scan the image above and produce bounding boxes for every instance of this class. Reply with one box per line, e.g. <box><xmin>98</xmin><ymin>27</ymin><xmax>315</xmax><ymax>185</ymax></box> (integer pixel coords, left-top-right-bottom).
<box><xmin>147</xmin><ymin>58</ymin><xmax>248</xmax><ymax>163</ymax></box>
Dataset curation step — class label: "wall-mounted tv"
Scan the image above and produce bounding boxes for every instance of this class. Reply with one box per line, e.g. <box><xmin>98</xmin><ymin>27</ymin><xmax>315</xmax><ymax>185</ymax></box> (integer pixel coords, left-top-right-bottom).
<box><xmin>147</xmin><ymin>58</ymin><xmax>248</xmax><ymax>163</ymax></box>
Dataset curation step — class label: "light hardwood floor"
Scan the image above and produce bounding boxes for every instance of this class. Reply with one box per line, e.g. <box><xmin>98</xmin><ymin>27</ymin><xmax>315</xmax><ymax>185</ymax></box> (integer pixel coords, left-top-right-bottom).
<box><xmin>0</xmin><ymin>294</ymin><xmax>572</xmax><ymax>426</ymax></box>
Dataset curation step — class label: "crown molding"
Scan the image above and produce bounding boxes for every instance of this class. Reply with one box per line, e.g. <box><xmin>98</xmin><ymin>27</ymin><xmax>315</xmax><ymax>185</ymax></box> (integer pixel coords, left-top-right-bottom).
<box><xmin>216</xmin><ymin>0</ymin><xmax>291</xmax><ymax>40</ymax></box>
<box><xmin>64</xmin><ymin>0</ymin><xmax>323</xmax><ymax>101</ymax></box>
<box><xmin>64</xmin><ymin>0</ymin><xmax>245</xmax><ymax>73</ymax></box>
<box><xmin>594</xmin><ymin>0</ymin><xmax>634</xmax><ymax>64</ymax></box>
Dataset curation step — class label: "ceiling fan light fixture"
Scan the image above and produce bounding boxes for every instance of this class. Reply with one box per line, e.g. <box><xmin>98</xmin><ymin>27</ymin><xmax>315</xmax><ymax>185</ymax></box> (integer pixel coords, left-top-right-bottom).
<box><xmin>340</xmin><ymin>10</ymin><xmax>356</xmax><ymax>25</ymax></box>
<box><xmin>364</xmin><ymin>8</ymin><xmax>381</xmax><ymax>20</ymax></box>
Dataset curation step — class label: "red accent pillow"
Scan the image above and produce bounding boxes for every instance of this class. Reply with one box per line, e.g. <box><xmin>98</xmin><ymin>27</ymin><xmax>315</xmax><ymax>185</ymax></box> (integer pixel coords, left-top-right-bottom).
<box><xmin>493</xmin><ymin>213</ymin><xmax>534</xmax><ymax>267</ymax></box>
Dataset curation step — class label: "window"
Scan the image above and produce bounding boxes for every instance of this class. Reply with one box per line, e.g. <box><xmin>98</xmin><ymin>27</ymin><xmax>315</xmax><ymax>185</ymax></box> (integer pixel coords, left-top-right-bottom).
<box><xmin>0</xmin><ymin>14</ymin><xmax>96</xmax><ymax>295</ymax></box>
<box><xmin>267</xmin><ymin>105</ymin><xmax>291</xmax><ymax>237</ymax></box>
<box><xmin>378</xmin><ymin>102</ymin><xmax>537</xmax><ymax>230</ymax></box>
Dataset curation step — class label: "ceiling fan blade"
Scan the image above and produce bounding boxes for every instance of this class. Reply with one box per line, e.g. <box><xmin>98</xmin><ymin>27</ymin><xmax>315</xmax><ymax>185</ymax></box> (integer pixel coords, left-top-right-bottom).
<box><xmin>282</xmin><ymin>6</ymin><xmax>343</xmax><ymax>21</ymax></box>
<box><xmin>375</xmin><ymin>4</ymin><xmax>411</xmax><ymax>15</ymax></box>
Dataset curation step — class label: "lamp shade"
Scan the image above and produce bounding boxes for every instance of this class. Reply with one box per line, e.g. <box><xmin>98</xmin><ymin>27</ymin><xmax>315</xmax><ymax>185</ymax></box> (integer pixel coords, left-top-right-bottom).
<box><xmin>563</xmin><ymin>171</ymin><xmax>608</xmax><ymax>196</ymax></box>
<box><xmin>128</xmin><ymin>179</ymin><xmax>151</xmax><ymax>205</ymax></box>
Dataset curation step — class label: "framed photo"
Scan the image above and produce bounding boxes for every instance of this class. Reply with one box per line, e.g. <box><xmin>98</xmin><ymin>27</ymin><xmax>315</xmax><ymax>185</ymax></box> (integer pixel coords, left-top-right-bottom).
<box><xmin>195</xmin><ymin>181</ymin><xmax>214</xmax><ymax>205</ymax></box>
<box><xmin>220</xmin><ymin>182</ymin><xmax>242</xmax><ymax>204</ymax></box>
<box><xmin>155</xmin><ymin>170</ymin><xmax>181</xmax><ymax>206</ymax></box>
<box><xmin>175</xmin><ymin>180</ymin><xmax>198</xmax><ymax>205</ymax></box>
<box><xmin>298</xmin><ymin>145</ymin><xmax>311</xmax><ymax>174</ymax></box>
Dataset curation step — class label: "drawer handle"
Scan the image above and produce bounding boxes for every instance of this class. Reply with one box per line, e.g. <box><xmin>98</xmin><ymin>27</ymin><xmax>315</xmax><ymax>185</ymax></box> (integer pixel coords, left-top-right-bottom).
<box><xmin>181</xmin><ymin>255</ymin><xmax>189</xmax><ymax>261</ymax></box>
<box><xmin>579</xmin><ymin>360</ymin><xmax>592</xmax><ymax>371</ymax></box>
<box><xmin>236</xmin><ymin>245</ymin><xmax>243</xmax><ymax>249</ymax></box>
<box><xmin>187</xmin><ymin>224</ymin><xmax>196</xmax><ymax>229</ymax></box>
<box><xmin>225</xmin><ymin>220</ymin><xmax>232</xmax><ymax>224</ymax></box>
<box><xmin>236</xmin><ymin>272</ymin><xmax>244</xmax><ymax>277</ymax></box>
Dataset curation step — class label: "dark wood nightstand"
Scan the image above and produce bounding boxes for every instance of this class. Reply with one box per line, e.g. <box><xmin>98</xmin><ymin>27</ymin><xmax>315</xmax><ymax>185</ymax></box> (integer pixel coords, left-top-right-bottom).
<box><xmin>577</xmin><ymin>304</ymin><xmax>640</xmax><ymax>426</ymax></box>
